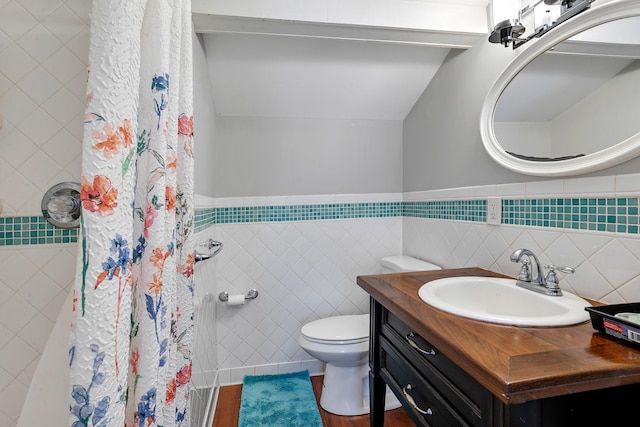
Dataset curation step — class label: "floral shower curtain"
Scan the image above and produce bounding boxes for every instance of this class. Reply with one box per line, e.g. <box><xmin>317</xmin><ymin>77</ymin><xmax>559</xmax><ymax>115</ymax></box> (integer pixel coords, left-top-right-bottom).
<box><xmin>69</xmin><ymin>1</ymin><xmax>195</xmax><ymax>426</ymax></box>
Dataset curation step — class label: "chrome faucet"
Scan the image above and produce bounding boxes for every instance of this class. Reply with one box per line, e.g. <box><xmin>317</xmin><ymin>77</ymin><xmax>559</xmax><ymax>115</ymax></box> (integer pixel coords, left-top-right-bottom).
<box><xmin>509</xmin><ymin>249</ymin><xmax>574</xmax><ymax>297</ymax></box>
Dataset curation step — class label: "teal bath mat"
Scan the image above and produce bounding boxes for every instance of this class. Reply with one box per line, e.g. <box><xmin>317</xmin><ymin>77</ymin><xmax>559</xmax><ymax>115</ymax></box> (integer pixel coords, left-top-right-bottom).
<box><xmin>238</xmin><ymin>370</ymin><xmax>323</xmax><ymax>427</ymax></box>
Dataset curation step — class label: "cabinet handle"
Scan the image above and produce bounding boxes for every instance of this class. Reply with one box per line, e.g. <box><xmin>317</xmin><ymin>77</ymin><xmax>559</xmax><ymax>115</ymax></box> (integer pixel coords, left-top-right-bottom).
<box><xmin>403</xmin><ymin>384</ymin><xmax>433</xmax><ymax>416</ymax></box>
<box><xmin>406</xmin><ymin>332</ymin><xmax>436</xmax><ymax>356</ymax></box>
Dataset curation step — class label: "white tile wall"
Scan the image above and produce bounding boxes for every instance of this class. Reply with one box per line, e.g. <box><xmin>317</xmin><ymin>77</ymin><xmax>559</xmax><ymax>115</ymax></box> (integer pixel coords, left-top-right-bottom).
<box><xmin>0</xmin><ymin>0</ymin><xmax>88</xmax><ymax>217</ymax></box>
<box><xmin>0</xmin><ymin>1</ymin><xmax>89</xmax><ymax>425</ymax></box>
<box><xmin>212</xmin><ymin>215</ymin><xmax>402</xmax><ymax>383</ymax></box>
<box><xmin>207</xmin><ymin>175</ymin><xmax>640</xmax><ymax>384</ymax></box>
<box><xmin>190</xmin><ymin>227</ymin><xmax>220</xmax><ymax>426</ymax></box>
<box><xmin>404</xmin><ymin>218</ymin><xmax>640</xmax><ymax>303</ymax></box>
<box><xmin>404</xmin><ymin>173</ymin><xmax>640</xmax><ymax>305</ymax></box>
<box><xmin>192</xmin><ymin>226</ymin><xmax>219</xmax><ymax>390</ymax></box>
<box><xmin>0</xmin><ymin>245</ymin><xmax>77</xmax><ymax>425</ymax></box>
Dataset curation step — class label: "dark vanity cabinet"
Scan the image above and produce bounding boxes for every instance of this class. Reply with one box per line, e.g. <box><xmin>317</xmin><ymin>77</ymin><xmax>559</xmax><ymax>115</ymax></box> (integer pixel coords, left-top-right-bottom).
<box><xmin>369</xmin><ymin>297</ymin><xmax>640</xmax><ymax>427</ymax></box>
<box><xmin>370</xmin><ymin>300</ymin><xmax>493</xmax><ymax>426</ymax></box>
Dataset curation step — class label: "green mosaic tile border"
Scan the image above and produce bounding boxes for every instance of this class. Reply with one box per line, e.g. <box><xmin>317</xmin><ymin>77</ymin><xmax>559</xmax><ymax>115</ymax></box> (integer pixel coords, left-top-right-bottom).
<box><xmin>403</xmin><ymin>200</ymin><xmax>486</xmax><ymax>222</ymax></box>
<box><xmin>4</xmin><ymin>197</ymin><xmax>639</xmax><ymax>246</ymax></box>
<box><xmin>0</xmin><ymin>216</ymin><xmax>79</xmax><ymax>246</ymax></box>
<box><xmin>195</xmin><ymin>202</ymin><xmax>403</xmax><ymax>232</ymax></box>
<box><xmin>194</xmin><ymin>200</ymin><xmax>486</xmax><ymax>231</ymax></box>
<box><xmin>502</xmin><ymin>197</ymin><xmax>640</xmax><ymax>234</ymax></box>
<box><xmin>194</xmin><ymin>208</ymin><xmax>217</xmax><ymax>233</ymax></box>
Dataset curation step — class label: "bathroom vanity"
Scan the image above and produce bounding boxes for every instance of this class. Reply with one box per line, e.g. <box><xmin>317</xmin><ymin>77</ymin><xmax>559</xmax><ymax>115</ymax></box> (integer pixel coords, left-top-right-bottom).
<box><xmin>357</xmin><ymin>267</ymin><xmax>640</xmax><ymax>426</ymax></box>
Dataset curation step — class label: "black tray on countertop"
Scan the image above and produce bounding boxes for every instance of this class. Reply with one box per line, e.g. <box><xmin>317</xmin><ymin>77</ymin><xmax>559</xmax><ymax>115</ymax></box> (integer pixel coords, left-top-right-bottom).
<box><xmin>586</xmin><ymin>303</ymin><xmax>640</xmax><ymax>347</ymax></box>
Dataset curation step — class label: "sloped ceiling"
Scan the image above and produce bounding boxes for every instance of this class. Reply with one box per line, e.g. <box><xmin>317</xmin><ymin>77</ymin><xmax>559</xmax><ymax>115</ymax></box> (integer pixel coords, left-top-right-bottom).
<box><xmin>202</xmin><ymin>34</ymin><xmax>452</xmax><ymax>120</ymax></box>
<box><xmin>194</xmin><ymin>0</ymin><xmax>491</xmax><ymax>120</ymax></box>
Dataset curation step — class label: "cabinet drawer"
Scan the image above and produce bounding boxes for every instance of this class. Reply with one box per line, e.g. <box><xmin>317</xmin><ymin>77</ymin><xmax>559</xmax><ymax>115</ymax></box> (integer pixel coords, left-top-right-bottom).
<box><xmin>383</xmin><ymin>311</ymin><xmax>491</xmax><ymax>426</ymax></box>
<box><xmin>381</xmin><ymin>336</ymin><xmax>470</xmax><ymax>427</ymax></box>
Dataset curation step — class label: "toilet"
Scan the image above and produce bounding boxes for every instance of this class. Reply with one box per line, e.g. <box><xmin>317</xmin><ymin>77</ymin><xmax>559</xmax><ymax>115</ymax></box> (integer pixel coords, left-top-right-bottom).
<box><xmin>298</xmin><ymin>255</ymin><xmax>441</xmax><ymax>416</ymax></box>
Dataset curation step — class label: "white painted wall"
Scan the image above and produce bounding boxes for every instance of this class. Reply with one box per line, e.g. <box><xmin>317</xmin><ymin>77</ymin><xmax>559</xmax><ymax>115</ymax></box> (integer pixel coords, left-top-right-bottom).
<box><xmin>212</xmin><ymin>116</ymin><xmax>403</xmax><ymax>197</ymax></box>
<box><xmin>193</xmin><ymin>33</ymin><xmax>217</xmax><ymax>198</ymax></box>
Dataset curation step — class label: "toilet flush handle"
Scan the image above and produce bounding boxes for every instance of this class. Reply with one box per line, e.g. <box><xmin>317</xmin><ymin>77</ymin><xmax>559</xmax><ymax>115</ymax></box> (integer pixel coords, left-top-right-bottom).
<box><xmin>406</xmin><ymin>332</ymin><xmax>436</xmax><ymax>357</ymax></box>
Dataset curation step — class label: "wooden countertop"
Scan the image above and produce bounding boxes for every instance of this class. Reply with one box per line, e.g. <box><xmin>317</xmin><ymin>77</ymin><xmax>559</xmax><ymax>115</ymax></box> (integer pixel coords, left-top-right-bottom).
<box><xmin>357</xmin><ymin>267</ymin><xmax>640</xmax><ymax>404</ymax></box>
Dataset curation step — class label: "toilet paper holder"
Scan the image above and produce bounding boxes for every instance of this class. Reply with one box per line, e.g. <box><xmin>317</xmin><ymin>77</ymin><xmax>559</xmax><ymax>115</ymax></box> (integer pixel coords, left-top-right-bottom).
<box><xmin>218</xmin><ymin>288</ymin><xmax>259</xmax><ymax>302</ymax></box>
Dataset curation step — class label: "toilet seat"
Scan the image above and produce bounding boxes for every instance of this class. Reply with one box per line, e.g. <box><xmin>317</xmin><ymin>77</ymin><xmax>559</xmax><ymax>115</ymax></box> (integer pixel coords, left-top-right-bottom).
<box><xmin>300</xmin><ymin>314</ymin><xmax>369</xmax><ymax>345</ymax></box>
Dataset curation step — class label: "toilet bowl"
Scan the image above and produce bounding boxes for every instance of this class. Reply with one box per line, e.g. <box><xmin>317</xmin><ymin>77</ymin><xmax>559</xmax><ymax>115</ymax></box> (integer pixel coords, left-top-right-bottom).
<box><xmin>298</xmin><ymin>314</ymin><xmax>377</xmax><ymax>416</ymax></box>
<box><xmin>298</xmin><ymin>256</ymin><xmax>441</xmax><ymax>416</ymax></box>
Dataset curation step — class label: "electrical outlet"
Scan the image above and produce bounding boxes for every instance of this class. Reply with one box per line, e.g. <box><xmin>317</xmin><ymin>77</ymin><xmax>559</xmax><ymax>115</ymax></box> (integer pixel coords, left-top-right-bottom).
<box><xmin>487</xmin><ymin>197</ymin><xmax>501</xmax><ymax>225</ymax></box>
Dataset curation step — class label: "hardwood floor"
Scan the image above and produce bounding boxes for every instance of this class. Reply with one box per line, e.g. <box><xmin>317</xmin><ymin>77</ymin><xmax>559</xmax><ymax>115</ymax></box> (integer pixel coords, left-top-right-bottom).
<box><xmin>211</xmin><ymin>375</ymin><xmax>416</xmax><ymax>427</ymax></box>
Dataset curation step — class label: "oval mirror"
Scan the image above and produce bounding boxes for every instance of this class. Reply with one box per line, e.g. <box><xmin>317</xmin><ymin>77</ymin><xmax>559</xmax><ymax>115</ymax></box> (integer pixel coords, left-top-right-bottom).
<box><xmin>480</xmin><ymin>1</ymin><xmax>640</xmax><ymax>176</ymax></box>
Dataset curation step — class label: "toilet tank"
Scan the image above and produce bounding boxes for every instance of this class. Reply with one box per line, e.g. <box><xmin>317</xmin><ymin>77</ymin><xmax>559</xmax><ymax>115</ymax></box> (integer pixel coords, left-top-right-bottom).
<box><xmin>380</xmin><ymin>256</ymin><xmax>441</xmax><ymax>273</ymax></box>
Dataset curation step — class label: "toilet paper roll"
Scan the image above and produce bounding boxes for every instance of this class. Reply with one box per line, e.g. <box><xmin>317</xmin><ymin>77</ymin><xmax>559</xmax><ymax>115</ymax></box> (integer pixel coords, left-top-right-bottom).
<box><xmin>227</xmin><ymin>294</ymin><xmax>245</xmax><ymax>306</ymax></box>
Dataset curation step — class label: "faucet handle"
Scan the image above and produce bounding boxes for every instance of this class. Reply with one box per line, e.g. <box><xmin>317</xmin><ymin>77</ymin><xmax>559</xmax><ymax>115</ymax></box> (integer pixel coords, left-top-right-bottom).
<box><xmin>545</xmin><ymin>264</ymin><xmax>575</xmax><ymax>275</ymax></box>
<box><xmin>559</xmin><ymin>265</ymin><xmax>575</xmax><ymax>275</ymax></box>
<box><xmin>517</xmin><ymin>258</ymin><xmax>532</xmax><ymax>282</ymax></box>
<box><xmin>544</xmin><ymin>264</ymin><xmax>575</xmax><ymax>289</ymax></box>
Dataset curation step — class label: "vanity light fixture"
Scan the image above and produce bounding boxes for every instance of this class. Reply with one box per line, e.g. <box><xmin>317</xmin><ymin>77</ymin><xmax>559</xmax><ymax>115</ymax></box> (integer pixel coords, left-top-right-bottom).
<box><xmin>488</xmin><ymin>0</ymin><xmax>525</xmax><ymax>47</ymax></box>
<box><xmin>488</xmin><ymin>0</ymin><xmax>594</xmax><ymax>49</ymax></box>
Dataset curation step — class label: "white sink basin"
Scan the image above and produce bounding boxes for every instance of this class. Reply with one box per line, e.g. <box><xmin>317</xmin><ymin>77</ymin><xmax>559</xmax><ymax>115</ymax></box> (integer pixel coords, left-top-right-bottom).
<box><xmin>418</xmin><ymin>276</ymin><xmax>591</xmax><ymax>327</ymax></box>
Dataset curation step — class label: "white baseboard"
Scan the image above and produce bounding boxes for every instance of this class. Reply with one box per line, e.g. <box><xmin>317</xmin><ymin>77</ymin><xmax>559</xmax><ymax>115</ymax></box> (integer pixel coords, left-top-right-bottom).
<box><xmin>217</xmin><ymin>359</ymin><xmax>325</xmax><ymax>386</ymax></box>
